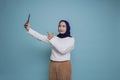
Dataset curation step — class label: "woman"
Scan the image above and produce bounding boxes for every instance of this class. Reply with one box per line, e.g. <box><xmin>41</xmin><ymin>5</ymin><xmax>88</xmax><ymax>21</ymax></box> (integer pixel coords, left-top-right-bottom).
<box><xmin>24</xmin><ymin>20</ymin><xmax>75</xmax><ymax>80</ymax></box>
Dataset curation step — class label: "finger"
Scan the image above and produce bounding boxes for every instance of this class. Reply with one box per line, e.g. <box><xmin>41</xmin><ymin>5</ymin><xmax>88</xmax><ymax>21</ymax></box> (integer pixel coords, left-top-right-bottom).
<box><xmin>26</xmin><ymin>21</ymin><xmax>29</xmax><ymax>24</ymax></box>
<box><xmin>47</xmin><ymin>32</ymin><xmax>49</xmax><ymax>35</ymax></box>
<box><xmin>24</xmin><ymin>23</ymin><xmax>28</xmax><ymax>26</ymax></box>
<box><xmin>24</xmin><ymin>24</ymin><xmax>27</xmax><ymax>27</ymax></box>
<box><xmin>52</xmin><ymin>33</ymin><xmax>54</xmax><ymax>35</ymax></box>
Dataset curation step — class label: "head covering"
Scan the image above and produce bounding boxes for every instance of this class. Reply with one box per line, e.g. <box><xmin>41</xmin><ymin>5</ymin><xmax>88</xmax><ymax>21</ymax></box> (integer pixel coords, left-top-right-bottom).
<box><xmin>57</xmin><ymin>20</ymin><xmax>72</xmax><ymax>38</ymax></box>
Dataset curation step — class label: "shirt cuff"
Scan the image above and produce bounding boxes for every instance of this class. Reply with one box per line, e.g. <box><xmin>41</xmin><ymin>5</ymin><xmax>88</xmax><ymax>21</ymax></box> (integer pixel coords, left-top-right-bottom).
<box><xmin>27</xmin><ymin>28</ymin><xmax>32</xmax><ymax>32</ymax></box>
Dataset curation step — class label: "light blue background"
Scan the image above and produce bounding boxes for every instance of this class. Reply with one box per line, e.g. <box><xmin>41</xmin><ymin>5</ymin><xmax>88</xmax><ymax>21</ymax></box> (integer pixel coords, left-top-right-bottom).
<box><xmin>0</xmin><ymin>0</ymin><xmax>120</xmax><ymax>80</ymax></box>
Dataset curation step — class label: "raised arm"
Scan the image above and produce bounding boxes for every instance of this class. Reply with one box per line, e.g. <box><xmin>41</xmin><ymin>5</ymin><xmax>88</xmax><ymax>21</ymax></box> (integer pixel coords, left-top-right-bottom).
<box><xmin>24</xmin><ymin>23</ymin><xmax>49</xmax><ymax>44</ymax></box>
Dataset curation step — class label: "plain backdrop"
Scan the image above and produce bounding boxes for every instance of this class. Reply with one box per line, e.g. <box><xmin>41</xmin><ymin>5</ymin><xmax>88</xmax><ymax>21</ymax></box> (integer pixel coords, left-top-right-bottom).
<box><xmin>0</xmin><ymin>0</ymin><xmax>120</xmax><ymax>80</ymax></box>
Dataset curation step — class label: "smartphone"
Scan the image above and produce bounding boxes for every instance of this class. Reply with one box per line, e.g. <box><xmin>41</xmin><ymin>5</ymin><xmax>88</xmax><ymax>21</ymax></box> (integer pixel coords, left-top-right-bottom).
<box><xmin>27</xmin><ymin>14</ymin><xmax>30</xmax><ymax>23</ymax></box>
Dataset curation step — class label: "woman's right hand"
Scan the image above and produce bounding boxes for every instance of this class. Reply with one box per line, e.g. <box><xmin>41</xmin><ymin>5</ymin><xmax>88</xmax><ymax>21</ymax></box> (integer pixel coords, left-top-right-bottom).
<box><xmin>24</xmin><ymin>22</ymin><xmax>30</xmax><ymax>31</ymax></box>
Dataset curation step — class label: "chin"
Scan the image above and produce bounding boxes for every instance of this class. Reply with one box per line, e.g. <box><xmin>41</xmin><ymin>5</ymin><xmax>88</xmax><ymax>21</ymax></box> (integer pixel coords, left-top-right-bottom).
<box><xmin>60</xmin><ymin>32</ymin><xmax>65</xmax><ymax>34</ymax></box>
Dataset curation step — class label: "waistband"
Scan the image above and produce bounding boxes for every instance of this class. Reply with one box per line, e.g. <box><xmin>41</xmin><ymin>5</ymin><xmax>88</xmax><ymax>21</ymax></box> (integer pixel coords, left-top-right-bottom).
<box><xmin>50</xmin><ymin>60</ymin><xmax>70</xmax><ymax>63</ymax></box>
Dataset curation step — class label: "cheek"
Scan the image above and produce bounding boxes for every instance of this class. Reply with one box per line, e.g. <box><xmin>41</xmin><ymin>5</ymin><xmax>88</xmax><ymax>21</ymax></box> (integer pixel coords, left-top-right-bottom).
<box><xmin>58</xmin><ymin>27</ymin><xmax>67</xmax><ymax>33</ymax></box>
<box><xmin>63</xmin><ymin>27</ymin><xmax>67</xmax><ymax>32</ymax></box>
<box><xmin>58</xmin><ymin>27</ymin><xmax>60</xmax><ymax>31</ymax></box>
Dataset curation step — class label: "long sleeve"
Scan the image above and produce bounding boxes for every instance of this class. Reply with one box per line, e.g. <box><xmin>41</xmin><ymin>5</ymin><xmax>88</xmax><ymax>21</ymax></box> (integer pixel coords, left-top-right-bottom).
<box><xmin>27</xmin><ymin>28</ymin><xmax>49</xmax><ymax>44</ymax></box>
<box><xmin>49</xmin><ymin>36</ymin><xmax>74</xmax><ymax>55</ymax></box>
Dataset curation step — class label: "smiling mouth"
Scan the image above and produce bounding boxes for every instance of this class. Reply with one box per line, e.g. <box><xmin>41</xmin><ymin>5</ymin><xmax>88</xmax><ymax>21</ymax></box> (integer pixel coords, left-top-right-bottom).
<box><xmin>59</xmin><ymin>30</ymin><xmax>64</xmax><ymax>32</ymax></box>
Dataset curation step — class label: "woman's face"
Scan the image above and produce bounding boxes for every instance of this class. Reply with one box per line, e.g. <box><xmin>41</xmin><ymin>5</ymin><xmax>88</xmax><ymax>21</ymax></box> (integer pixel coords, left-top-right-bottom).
<box><xmin>58</xmin><ymin>22</ymin><xmax>67</xmax><ymax>34</ymax></box>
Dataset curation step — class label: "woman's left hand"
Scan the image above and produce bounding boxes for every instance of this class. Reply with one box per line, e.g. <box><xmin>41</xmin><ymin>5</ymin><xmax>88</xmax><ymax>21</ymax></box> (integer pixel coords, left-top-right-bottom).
<box><xmin>47</xmin><ymin>32</ymin><xmax>54</xmax><ymax>40</ymax></box>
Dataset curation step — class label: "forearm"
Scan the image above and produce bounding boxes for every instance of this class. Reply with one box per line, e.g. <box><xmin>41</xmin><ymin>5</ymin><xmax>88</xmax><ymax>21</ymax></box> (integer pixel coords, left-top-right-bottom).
<box><xmin>27</xmin><ymin>28</ymin><xmax>49</xmax><ymax>44</ymax></box>
<box><xmin>49</xmin><ymin>37</ymin><xmax>74</xmax><ymax>55</ymax></box>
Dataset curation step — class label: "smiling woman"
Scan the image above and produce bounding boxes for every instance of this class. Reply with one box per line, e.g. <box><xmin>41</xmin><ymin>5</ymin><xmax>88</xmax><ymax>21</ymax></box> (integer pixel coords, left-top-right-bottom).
<box><xmin>57</xmin><ymin>20</ymin><xmax>72</xmax><ymax>38</ymax></box>
<box><xmin>0</xmin><ymin>0</ymin><xmax>120</xmax><ymax>80</ymax></box>
<box><xmin>24</xmin><ymin>19</ymin><xmax>75</xmax><ymax>80</ymax></box>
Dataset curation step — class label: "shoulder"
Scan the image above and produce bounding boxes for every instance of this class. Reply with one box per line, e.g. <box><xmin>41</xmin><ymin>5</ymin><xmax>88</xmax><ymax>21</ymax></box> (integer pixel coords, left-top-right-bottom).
<box><xmin>66</xmin><ymin>37</ymin><xmax>75</xmax><ymax>44</ymax></box>
<box><xmin>68</xmin><ymin>37</ymin><xmax>75</xmax><ymax>41</ymax></box>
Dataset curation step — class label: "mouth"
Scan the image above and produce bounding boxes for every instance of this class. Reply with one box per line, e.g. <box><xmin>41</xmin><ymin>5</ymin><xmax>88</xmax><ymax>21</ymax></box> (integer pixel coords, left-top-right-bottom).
<box><xmin>59</xmin><ymin>30</ymin><xmax>64</xmax><ymax>32</ymax></box>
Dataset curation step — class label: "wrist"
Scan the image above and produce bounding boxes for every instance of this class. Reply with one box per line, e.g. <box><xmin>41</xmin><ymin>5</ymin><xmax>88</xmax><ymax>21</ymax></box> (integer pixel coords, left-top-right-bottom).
<box><xmin>26</xmin><ymin>27</ymin><xmax>30</xmax><ymax>31</ymax></box>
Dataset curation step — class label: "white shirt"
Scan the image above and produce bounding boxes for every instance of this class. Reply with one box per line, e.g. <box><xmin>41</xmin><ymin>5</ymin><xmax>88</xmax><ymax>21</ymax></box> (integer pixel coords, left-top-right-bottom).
<box><xmin>27</xmin><ymin>28</ymin><xmax>75</xmax><ymax>61</ymax></box>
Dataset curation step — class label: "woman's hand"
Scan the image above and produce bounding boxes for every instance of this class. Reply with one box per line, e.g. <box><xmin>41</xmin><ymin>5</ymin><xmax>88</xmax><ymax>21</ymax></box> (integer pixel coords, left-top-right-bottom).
<box><xmin>47</xmin><ymin>32</ymin><xmax>54</xmax><ymax>40</ymax></box>
<box><xmin>24</xmin><ymin>22</ymin><xmax>30</xmax><ymax>31</ymax></box>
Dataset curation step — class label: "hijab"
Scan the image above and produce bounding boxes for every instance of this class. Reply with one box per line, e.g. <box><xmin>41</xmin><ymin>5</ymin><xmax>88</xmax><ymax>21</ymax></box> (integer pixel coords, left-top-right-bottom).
<box><xmin>57</xmin><ymin>20</ymin><xmax>72</xmax><ymax>38</ymax></box>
